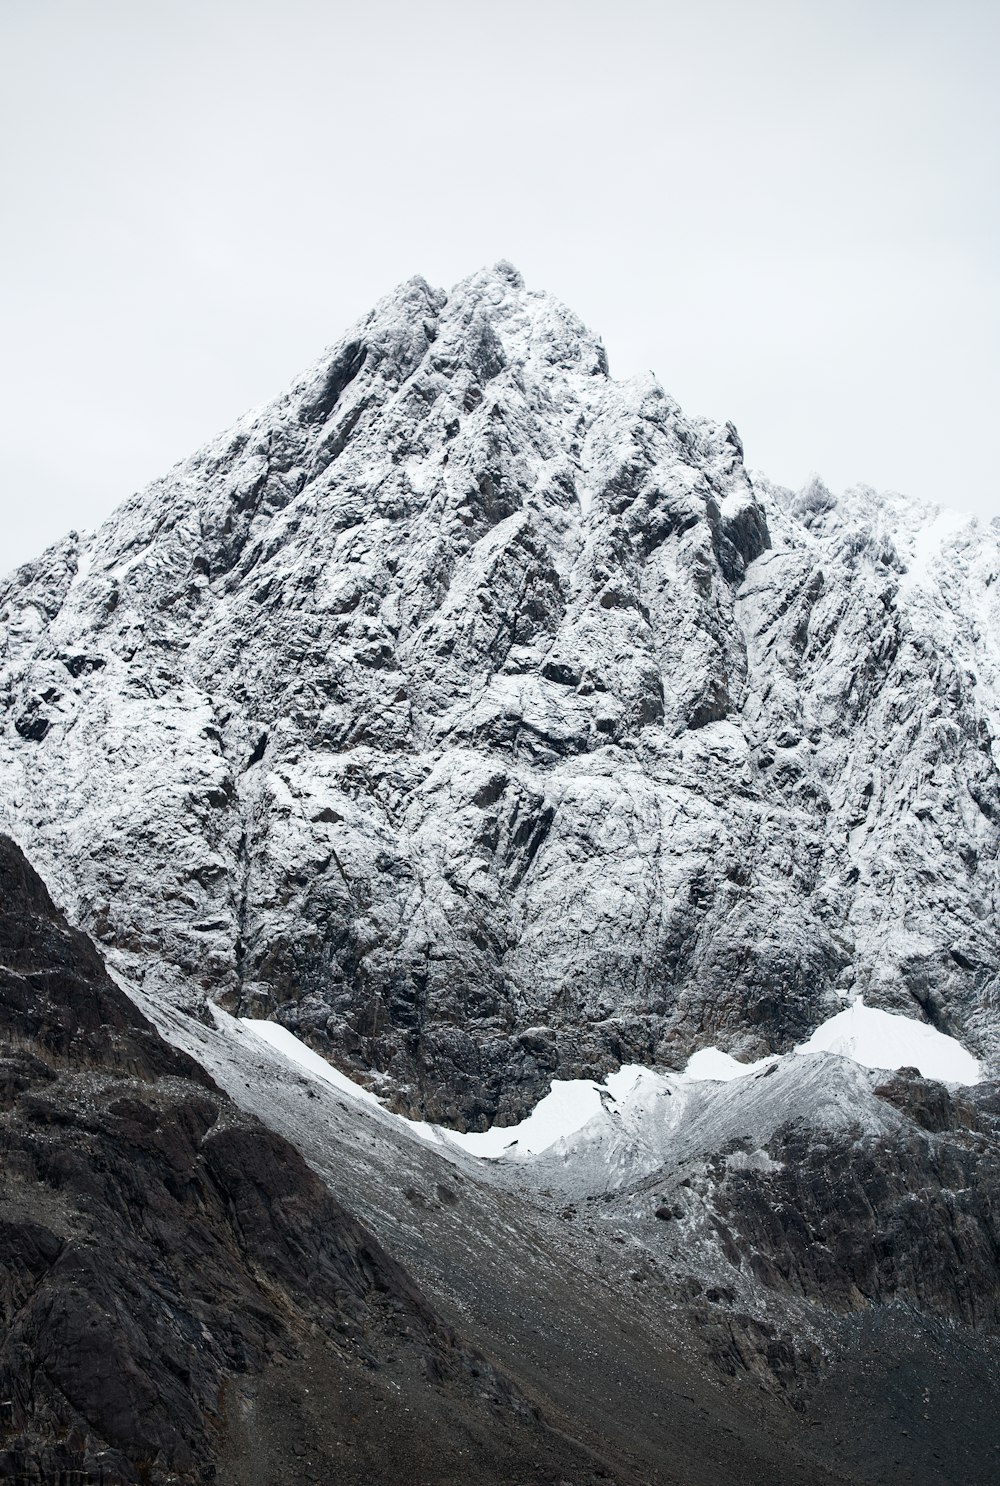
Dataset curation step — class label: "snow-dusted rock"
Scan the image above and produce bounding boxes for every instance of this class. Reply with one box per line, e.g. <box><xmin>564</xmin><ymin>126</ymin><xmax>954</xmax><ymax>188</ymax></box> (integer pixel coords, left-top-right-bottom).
<box><xmin>1</xmin><ymin>263</ymin><xmax>998</xmax><ymax>1123</ymax></box>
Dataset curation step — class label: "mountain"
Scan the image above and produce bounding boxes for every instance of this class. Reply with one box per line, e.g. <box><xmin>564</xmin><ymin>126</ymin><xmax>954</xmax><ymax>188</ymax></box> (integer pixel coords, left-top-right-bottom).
<box><xmin>2</xmin><ymin>263</ymin><xmax>998</xmax><ymax>1130</ymax></box>
<box><xmin>2</xmin><ymin>263</ymin><xmax>1000</xmax><ymax>1483</ymax></box>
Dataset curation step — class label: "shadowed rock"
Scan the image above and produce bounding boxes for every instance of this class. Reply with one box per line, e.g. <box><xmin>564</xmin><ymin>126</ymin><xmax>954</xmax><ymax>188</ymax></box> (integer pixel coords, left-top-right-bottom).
<box><xmin>0</xmin><ymin>835</ymin><xmax>610</xmax><ymax>1486</ymax></box>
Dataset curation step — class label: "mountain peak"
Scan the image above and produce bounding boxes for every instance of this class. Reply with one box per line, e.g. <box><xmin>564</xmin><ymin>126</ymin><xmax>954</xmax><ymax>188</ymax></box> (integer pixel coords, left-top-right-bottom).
<box><xmin>3</xmin><ymin>264</ymin><xmax>999</xmax><ymax>1486</ymax></box>
<box><xmin>0</xmin><ymin>266</ymin><xmax>997</xmax><ymax>1131</ymax></box>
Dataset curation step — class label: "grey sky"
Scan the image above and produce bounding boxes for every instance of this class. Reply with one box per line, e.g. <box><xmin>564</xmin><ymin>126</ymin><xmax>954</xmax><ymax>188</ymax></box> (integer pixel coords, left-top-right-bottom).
<box><xmin>2</xmin><ymin>0</ymin><xmax>997</xmax><ymax>575</ymax></box>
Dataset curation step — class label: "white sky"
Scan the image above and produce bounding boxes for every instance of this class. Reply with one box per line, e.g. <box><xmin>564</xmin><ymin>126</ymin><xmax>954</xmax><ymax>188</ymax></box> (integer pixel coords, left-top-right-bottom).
<box><xmin>2</xmin><ymin>0</ymin><xmax>998</xmax><ymax>575</ymax></box>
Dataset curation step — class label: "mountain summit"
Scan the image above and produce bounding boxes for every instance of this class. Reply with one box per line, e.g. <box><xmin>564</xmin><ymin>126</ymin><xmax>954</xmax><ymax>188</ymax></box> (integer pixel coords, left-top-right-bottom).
<box><xmin>1</xmin><ymin>265</ymin><xmax>998</xmax><ymax>1126</ymax></box>
<box><xmin>3</xmin><ymin>266</ymin><xmax>1000</xmax><ymax>1485</ymax></box>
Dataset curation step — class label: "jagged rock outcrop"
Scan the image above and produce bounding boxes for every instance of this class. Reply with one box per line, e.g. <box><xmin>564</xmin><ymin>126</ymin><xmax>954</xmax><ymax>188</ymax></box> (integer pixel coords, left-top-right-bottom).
<box><xmin>710</xmin><ymin>1077</ymin><xmax>1000</xmax><ymax>1329</ymax></box>
<box><xmin>1</xmin><ymin>264</ymin><xmax>998</xmax><ymax>1124</ymax></box>
<box><xmin>0</xmin><ymin>835</ymin><xmax>611</xmax><ymax>1486</ymax></box>
<box><xmin>516</xmin><ymin>1050</ymin><xmax>1000</xmax><ymax>1345</ymax></box>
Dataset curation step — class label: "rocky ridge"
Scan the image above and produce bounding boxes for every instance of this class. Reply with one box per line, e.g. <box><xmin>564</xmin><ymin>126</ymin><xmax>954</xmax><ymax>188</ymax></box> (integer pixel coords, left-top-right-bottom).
<box><xmin>1</xmin><ymin>263</ymin><xmax>999</xmax><ymax>1125</ymax></box>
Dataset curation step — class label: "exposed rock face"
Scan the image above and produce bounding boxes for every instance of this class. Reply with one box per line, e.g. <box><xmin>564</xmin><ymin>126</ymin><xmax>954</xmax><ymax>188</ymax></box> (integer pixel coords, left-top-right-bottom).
<box><xmin>0</xmin><ymin>835</ymin><xmax>610</xmax><ymax>1486</ymax></box>
<box><xmin>1</xmin><ymin>264</ymin><xmax>999</xmax><ymax>1124</ymax></box>
<box><xmin>711</xmin><ymin>1081</ymin><xmax>1000</xmax><ymax>1329</ymax></box>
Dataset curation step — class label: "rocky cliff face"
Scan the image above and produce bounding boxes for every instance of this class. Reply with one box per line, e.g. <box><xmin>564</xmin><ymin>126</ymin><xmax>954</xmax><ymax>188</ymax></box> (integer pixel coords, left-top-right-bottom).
<box><xmin>2</xmin><ymin>263</ymin><xmax>998</xmax><ymax>1124</ymax></box>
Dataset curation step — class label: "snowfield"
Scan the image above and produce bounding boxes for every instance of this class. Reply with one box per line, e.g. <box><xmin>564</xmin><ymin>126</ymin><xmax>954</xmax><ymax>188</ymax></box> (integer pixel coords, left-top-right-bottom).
<box><xmin>241</xmin><ymin>993</ymin><xmax>981</xmax><ymax>1165</ymax></box>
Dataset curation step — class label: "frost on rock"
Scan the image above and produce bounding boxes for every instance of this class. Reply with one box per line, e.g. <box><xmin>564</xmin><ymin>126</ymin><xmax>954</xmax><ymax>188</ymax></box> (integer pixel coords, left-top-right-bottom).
<box><xmin>1</xmin><ymin>263</ymin><xmax>999</xmax><ymax>1124</ymax></box>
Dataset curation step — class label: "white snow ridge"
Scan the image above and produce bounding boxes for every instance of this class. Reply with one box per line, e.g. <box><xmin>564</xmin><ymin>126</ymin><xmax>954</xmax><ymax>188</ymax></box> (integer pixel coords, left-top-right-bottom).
<box><xmin>240</xmin><ymin>995</ymin><xmax>980</xmax><ymax>1168</ymax></box>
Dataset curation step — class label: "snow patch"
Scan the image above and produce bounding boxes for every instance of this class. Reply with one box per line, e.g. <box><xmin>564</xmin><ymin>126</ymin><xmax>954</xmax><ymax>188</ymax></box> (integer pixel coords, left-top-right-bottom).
<box><xmin>239</xmin><ymin>1014</ymin><xmax>613</xmax><ymax>1157</ymax></box>
<box><xmin>238</xmin><ymin>1018</ymin><xmax>383</xmax><ymax>1107</ymax></box>
<box><xmin>438</xmin><ymin>1078</ymin><xmax>608</xmax><ymax>1158</ymax></box>
<box><xmin>683</xmin><ymin>1047</ymin><xmax>778</xmax><ymax>1082</ymax></box>
<box><xmin>897</xmin><ymin>506</ymin><xmax>970</xmax><ymax>594</ymax></box>
<box><xmin>239</xmin><ymin>995</ymin><xmax>981</xmax><ymax>1171</ymax></box>
<box><xmin>795</xmin><ymin>997</ymin><xmax>980</xmax><ymax>1084</ymax></box>
<box><xmin>680</xmin><ymin>1000</ymin><xmax>980</xmax><ymax>1087</ymax></box>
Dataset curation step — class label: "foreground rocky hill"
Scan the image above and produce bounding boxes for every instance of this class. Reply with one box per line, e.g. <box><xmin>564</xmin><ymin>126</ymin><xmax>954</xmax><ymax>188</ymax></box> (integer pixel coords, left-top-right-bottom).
<box><xmin>148</xmin><ymin>973</ymin><xmax>1000</xmax><ymax>1486</ymax></box>
<box><xmin>0</xmin><ymin>834</ymin><xmax>612</xmax><ymax>1486</ymax></box>
<box><xmin>3</xmin><ymin>828</ymin><xmax>1000</xmax><ymax>1484</ymax></box>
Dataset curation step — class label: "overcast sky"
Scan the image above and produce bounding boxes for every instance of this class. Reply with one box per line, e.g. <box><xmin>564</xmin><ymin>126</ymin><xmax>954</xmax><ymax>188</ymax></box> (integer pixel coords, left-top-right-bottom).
<box><xmin>2</xmin><ymin>0</ymin><xmax>998</xmax><ymax>575</ymax></box>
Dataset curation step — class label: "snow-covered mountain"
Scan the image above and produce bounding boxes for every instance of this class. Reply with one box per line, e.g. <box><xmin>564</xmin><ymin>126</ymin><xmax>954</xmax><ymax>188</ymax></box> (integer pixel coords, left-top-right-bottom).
<box><xmin>2</xmin><ymin>263</ymin><xmax>999</xmax><ymax>1131</ymax></box>
<box><xmin>4</xmin><ymin>264</ymin><xmax>1000</xmax><ymax>1485</ymax></box>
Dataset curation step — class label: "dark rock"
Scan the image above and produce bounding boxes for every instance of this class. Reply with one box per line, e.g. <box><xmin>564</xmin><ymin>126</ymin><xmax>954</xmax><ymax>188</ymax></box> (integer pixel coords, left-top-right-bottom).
<box><xmin>708</xmin><ymin>1099</ymin><xmax>1000</xmax><ymax>1328</ymax></box>
<box><xmin>0</xmin><ymin>836</ymin><xmax>613</xmax><ymax>1485</ymax></box>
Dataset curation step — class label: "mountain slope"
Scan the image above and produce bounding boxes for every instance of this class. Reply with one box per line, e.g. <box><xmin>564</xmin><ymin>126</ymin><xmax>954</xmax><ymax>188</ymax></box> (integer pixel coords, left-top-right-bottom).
<box><xmin>1</xmin><ymin>262</ymin><xmax>998</xmax><ymax>1130</ymax></box>
<box><xmin>144</xmin><ymin>985</ymin><xmax>1000</xmax><ymax>1486</ymax></box>
<box><xmin>0</xmin><ymin>834</ymin><xmax>612</xmax><ymax>1486</ymax></box>
<box><xmin>17</xmin><ymin>826</ymin><xmax>998</xmax><ymax>1486</ymax></box>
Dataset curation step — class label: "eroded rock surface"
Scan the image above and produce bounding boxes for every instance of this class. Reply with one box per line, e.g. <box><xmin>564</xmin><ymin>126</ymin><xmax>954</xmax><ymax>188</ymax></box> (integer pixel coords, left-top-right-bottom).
<box><xmin>2</xmin><ymin>264</ymin><xmax>999</xmax><ymax>1123</ymax></box>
